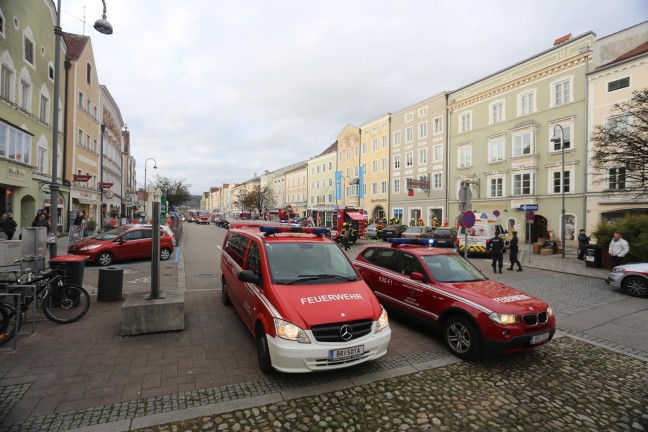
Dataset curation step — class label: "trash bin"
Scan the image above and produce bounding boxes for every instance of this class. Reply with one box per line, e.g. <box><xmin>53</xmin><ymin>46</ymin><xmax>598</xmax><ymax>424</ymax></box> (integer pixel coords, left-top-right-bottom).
<box><xmin>97</xmin><ymin>267</ymin><xmax>124</xmax><ymax>302</ymax></box>
<box><xmin>49</xmin><ymin>255</ymin><xmax>88</xmax><ymax>286</ymax></box>
<box><xmin>585</xmin><ymin>245</ymin><xmax>601</xmax><ymax>268</ymax></box>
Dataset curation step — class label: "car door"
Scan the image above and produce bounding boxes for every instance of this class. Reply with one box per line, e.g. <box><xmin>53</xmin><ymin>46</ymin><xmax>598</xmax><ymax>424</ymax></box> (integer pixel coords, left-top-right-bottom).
<box><xmin>360</xmin><ymin>248</ymin><xmax>405</xmax><ymax>310</ymax></box>
<box><xmin>116</xmin><ymin>229</ymin><xmax>146</xmax><ymax>260</ymax></box>
<box><xmin>240</xmin><ymin>240</ymin><xmax>262</xmax><ymax>329</ymax></box>
<box><xmin>222</xmin><ymin>232</ymin><xmax>251</xmax><ymax>312</ymax></box>
<box><xmin>398</xmin><ymin>252</ymin><xmax>439</xmax><ymax>323</ymax></box>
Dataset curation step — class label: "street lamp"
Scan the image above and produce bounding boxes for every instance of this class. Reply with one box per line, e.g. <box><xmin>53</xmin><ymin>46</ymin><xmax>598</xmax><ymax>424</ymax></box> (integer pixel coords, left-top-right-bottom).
<box><xmin>550</xmin><ymin>124</ymin><xmax>566</xmax><ymax>259</ymax></box>
<box><xmin>49</xmin><ymin>0</ymin><xmax>112</xmax><ymax>258</ymax></box>
<box><xmin>144</xmin><ymin>158</ymin><xmax>157</xmax><ymax>221</ymax></box>
<box><xmin>98</xmin><ymin>123</ymin><xmax>105</xmax><ymax>232</ymax></box>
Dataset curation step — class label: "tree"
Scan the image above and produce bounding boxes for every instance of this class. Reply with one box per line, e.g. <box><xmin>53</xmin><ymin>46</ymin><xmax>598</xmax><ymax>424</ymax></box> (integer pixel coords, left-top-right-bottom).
<box><xmin>590</xmin><ymin>88</ymin><xmax>648</xmax><ymax>198</ymax></box>
<box><xmin>153</xmin><ymin>175</ymin><xmax>192</xmax><ymax>210</ymax></box>
<box><xmin>234</xmin><ymin>185</ymin><xmax>275</xmax><ymax>218</ymax></box>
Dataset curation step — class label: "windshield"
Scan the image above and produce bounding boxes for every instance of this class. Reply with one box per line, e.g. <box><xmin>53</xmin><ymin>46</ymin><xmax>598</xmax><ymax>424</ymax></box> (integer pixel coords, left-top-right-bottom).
<box><xmin>198</xmin><ymin>211</ymin><xmax>210</xmax><ymax>216</ymax></box>
<box><xmin>93</xmin><ymin>226</ymin><xmax>130</xmax><ymax>240</ymax></box>
<box><xmin>407</xmin><ymin>227</ymin><xmax>423</xmax><ymax>233</ymax></box>
<box><xmin>265</xmin><ymin>242</ymin><xmax>359</xmax><ymax>285</ymax></box>
<box><xmin>421</xmin><ymin>254</ymin><xmax>487</xmax><ymax>283</ymax></box>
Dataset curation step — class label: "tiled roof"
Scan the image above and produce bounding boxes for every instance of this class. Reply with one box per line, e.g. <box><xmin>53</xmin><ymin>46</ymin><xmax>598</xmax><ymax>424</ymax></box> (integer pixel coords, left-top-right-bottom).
<box><xmin>602</xmin><ymin>40</ymin><xmax>648</xmax><ymax>68</ymax></box>
<box><xmin>62</xmin><ymin>32</ymin><xmax>89</xmax><ymax>60</ymax></box>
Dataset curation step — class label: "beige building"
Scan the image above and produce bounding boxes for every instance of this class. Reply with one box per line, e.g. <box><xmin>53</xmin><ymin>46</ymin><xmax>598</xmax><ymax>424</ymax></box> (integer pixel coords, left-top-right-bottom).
<box><xmin>284</xmin><ymin>163</ymin><xmax>308</xmax><ymax>218</ymax></box>
<box><xmin>99</xmin><ymin>85</ymin><xmax>125</xmax><ymax>229</ymax></box>
<box><xmin>307</xmin><ymin>142</ymin><xmax>337</xmax><ymax>207</ymax></box>
<box><xmin>586</xmin><ymin>22</ymin><xmax>648</xmax><ymax>231</ymax></box>
<box><xmin>359</xmin><ymin>115</ymin><xmax>390</xmax><ymax>222</ymax></box>
<box><xmin>335</xmin><ymin>125</ymin><xmax>361</xmax><ymax>208</ymax></box>
<box><xmin>390</xmin><ymin>93</ymin><xmax>447</xmax><ymax>226</ymax></box>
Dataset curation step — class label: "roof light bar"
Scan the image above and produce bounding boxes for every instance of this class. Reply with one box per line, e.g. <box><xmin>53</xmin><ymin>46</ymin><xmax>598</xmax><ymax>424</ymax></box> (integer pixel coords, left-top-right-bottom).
<box><xmin>260</xmin><ymin>226</ymin><xmax>329</xmax><ymax>236</ymax></box>
<box><xmin>386</xmin><ymin>238</ymin><xmax>437</xmax><ymax>247</ymax></box>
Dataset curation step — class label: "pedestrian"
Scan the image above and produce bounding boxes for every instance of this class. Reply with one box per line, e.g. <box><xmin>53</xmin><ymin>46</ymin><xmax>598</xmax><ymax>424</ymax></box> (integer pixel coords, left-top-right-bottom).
<box><xmin>32</xmin><ymin>212</ymin><xmax>50</xmax><ymax>233</ymax></box>
<box><xmin>0</xmin><ymin>213</ymin><xmax>6</xmax><ymax>240</ymax></box>
<box><xmin>4</xmin><ymin>213</ymin><xmax>17</xmax><ymax>240</ymax></box>
<box><xmin>608</xmin><ymin>231</ymin><xmax>629</xmax><ymax>267</ymax></box>
<box><xmin>73</xmin><ymin>211</ymin><xmax>86</xmax><ymax>226</ymax></box>
<box><xmin>342</xmin><ymin>223</ymin><xmax>351</xmax><ymax>251</ymax></box>
<box><xmin>506</xmin><ymin>231</ymin><xmax>523</xmax><ymax>271</ymax></box>
<box><xmin>577</xmin><ymin>229</ymin><xmax>590</xmax><ymax>262</ymax></box>
<box><xmin>486</xmin><ymin>229</ymin><xmax>506</xmax><ymax>273</ymax></box>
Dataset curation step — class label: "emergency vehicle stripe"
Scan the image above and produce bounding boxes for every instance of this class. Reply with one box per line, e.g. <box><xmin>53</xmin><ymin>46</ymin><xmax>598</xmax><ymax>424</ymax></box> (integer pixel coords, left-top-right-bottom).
<box><xmin>222</xmin><ymin>252</ymin><xmax>283</xmax><ymax>319</ymax></box>
<box><xmin>457</xmin><ymin>245</ymin><xmax>487</xmax><ymax>252</ymax></box>
<box><xmin>354</xmin><ymin>260</ymin><xmax>493</xmax><ymax>315</ymax></box>
<box><xmin>373</xmin><ymin>291</ymin><xmax>439</xmax><ymax>321</ymax></box>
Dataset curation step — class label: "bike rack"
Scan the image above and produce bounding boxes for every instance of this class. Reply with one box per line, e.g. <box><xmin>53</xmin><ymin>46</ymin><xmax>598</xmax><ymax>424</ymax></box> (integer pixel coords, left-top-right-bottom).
<box><xmin>0</xmin><ymin>292</ymin><xmax>21</xmax><ymax>352</ymax></box>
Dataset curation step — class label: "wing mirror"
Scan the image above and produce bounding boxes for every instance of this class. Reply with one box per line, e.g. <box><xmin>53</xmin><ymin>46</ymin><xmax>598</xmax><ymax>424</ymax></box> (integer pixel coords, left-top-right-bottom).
<box><xmin>238</xmin><ymin>270</ymin><xmax>260</xmax><ymax>284</ymax></box>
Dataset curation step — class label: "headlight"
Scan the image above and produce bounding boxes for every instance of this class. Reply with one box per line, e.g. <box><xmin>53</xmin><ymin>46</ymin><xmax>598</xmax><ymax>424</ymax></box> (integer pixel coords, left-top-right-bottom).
<box><xmin>376</xmin><ymin>307</ymin><xmax>389</xmax><ymax>332</ymax></box>
<box><xmin>546</xmin><ymin>306</ymin><xmax>554</xmax><ymax>317</ymax></box>
<box><xmin>612</xmin><ymin>267</ymin><xmax>625</xmax><ymax>273</ymax></box>
<box><xmin>273</xmin><ymin>318</ymin><xmax>310</xmax><ymax>343</ymax></box>
<box><xmin>80</xmin><ymin>244</ymin><xmax>101</xmax><ymax>251</ymax></box>
<box><xmin>488</xmin><ymin>312</ymin><xmax>520</xmax><ymax>325</ymax></box>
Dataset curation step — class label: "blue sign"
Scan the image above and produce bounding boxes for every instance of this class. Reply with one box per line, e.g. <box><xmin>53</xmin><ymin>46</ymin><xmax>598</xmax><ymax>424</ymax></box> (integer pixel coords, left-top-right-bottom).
<box><xmin>462</xmin><ymin>210</ymin><xmax>476</xmax><ymax>229</ymax></box>
<box><xmin>519</xmin><ymin>204</ymin><xmax>539</xmax><ymax>211</ymax></box>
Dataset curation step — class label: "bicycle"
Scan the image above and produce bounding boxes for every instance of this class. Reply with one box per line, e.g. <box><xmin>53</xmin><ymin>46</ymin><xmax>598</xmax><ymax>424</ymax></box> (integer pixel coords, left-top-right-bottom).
<box><xmin>0</xmin><ymin>265</ymin><xmax>91</xmax><ymax>347</ymax></box>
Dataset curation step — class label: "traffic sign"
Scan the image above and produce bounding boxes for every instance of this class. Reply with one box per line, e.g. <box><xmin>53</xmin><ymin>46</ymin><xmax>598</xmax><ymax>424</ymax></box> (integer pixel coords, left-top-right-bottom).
<box><xmin>526</xmin><ymin>210</ymin><xmax>535</xmax><ymax>221</ymax></box>
<box><xmin>462</xmin><ymin>210</ymin><xmax>476</xmax><ymax>229</ymax></box>
<box><xmin>519</xmin><ymin>204</ymin><xmax>538</xmax><ymax>211</ymax></box>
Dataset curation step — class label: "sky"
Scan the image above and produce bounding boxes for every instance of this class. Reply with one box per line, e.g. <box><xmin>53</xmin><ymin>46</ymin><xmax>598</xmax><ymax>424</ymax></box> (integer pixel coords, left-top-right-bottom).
<box><xmin>59</xmin><ymin>0</ymin><xmax>648</xmax><ymax>195</ymax></box>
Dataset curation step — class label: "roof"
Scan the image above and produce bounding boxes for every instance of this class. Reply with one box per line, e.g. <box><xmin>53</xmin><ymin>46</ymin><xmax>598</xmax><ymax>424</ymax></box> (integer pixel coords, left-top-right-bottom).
<box><xmin>598</xmin><ymin>40</ymin><xmax>648</xmax><ymax>69</ymax></box>
<box><xmin>62</xmin><ymin>32</ymin><xmax>90</xmax><ymax>60</ymax></box>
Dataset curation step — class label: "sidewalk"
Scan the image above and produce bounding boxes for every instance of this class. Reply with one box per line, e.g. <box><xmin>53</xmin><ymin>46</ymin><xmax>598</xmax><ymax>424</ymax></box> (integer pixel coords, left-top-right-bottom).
<box><xmin>515</xmin><ymin>247</ymin><xmax>610</xmax><ymax>280</ymax></box>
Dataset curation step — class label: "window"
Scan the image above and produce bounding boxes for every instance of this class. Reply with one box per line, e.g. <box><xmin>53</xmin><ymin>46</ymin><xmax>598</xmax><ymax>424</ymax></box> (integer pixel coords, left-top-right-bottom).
<box><xmin>20</xmin><ymin>80</ymin><xmax>30</xmax><ymax>110</ymax></box>
<box><xmin>489</xmin><ymin>138</ymin><xmax>504</xmax><ymax>162</ymax></box>
<box><xmin>40</xmin><ymin>94</ymin><xmax>49</xmax><ymax>123</ymax></box>
<box><xmin>393</xmin><ymin>155</ymin><xmax>401</xmax><ymax>169</ymax></box>
<box><xmin>608</xmin><ymin>77</ymin><xmax>630</xmax><ymax>92</ymax></box>
<box><xmin>433</xmin><ymin>173</ymin><xmax>442</xmax><ymax>189</ymax></box>
<box><xmin>346</xmin><ymin>149</ymin><xmax>350</xmax><ymax>160</ymax></box>
<box><xmin>382</xmin><ymin>135</ymin><xmax>388</xmax><ymax>148</ymax></box>
<box><xmin>418</xmin><ymin>107</ymin><xmax>428</xmax><ymax>117</ymax></box>
<box><xmin>552</xmin><ymin>170</ymin><xmax>571</xmax><ymax>194</ymax></box>
<box><xmin>419</xmin><ymin>122</ymin><xmax>428</xmax><ymax>139</ymax></box>
<box><xmin>0</xmin><ymin>123</ymin><xmax>32</xmax><ymax>164</ymax></box>
<box><xmin>551</xmin><ymin>125</ymin><xmax>571</xmax><ymax>151</ymax></box>
<box><xmin>86</xmin><ymin>134</ymin><xmax>91</xmax><ymax>149</ymax></box>
<box><xmin>553</xmin><ymin>78</ymin><xmax>571</xmax><ymax>106</ymax></box>
<box><xmin>519</xmin><ymin>91</ymin><xmax>535</xmax><ymax>115</ymax></box>
<box><xmin>606</xmin><ymin>115</ymin><xmax>631</xmax><ymax>135</ymax></box>
<box><xmin>24</xmin><ymin>36</ymin><xmax>35</xmax><ymax>65</ymax></box>
<box><xmin>78</xmin><ymin>129</ymin><xmax>83</xmax><ymax>146</ymax></box>
<box><xmin>513</xmin><ymin>173</ymin><xmax>534</xmax><ymax>195</ymax></box>
<box><xmin>372</xmin><ymin>139</ymin><xmax>377</xmax><ymax>151</ymax></box>
<box><xmin>490</xmin><ymin>177</ymin><xmax>503</xmax><ymax>197</ymax></box>
<box><xmin>1</xmin><ymin>65</ymin><xmax>13</xmax><ymax>100</ymax></box>
<box><xmin>405</xmin><ymin>112</ymin><xmax>414</xmax><ymax>122</ymax></box>
<box><xmin>0</xmin><ymin>13</ymin><xmax>4</xmax><ymax>35</ymax></box>
<box><xmin>405</xmin><ymin>126</ymin><xmax>413</xmax><ymax>143</ymax></box>
<box><xmin>608</xmin><ymin>166</ymin><xmax>626</xmax><ymax>190</ymax></box>
<box><xmin>459</xmin><ymin>146</ymin><xmax>471</xmax><ymax>168</ymax></box>
<box><xmin>433</xmin><ymin>116</ymin><xmax>443</xmax><ymax>134</ymax></box>
<box><xmin>354</xmin><ymin>145</ymin><xmax>359</xmax><ymax>157</ymax></box>
<box><xmin>37</xmin><ymin>146</ymin><xmax>47</xmax><ymax>173</ymax></box>
<box><xmin>513</xmin><ymin>132</ymin><xmax>533</xmax><ymax>156</ymax></box>
<box><xmin>393</xmin><ymin>178</ymin><xmax>401</xmax><ymax>193</ymax></box>
<box><xmin>405</xmin><ymin>151</ymin><xmax>413</xmax><ymax>167</ymax></box>
<box><xmin>86</xmin><ymin>63</ymin><xmax>92</xmax><ymax>84</ymax></box>
<box><xmin>393</xmin><ymin>131</ymin><xmax>401</xmax><ymax>146</ymax></box>
<box><xmin>490</xmin><ymin>101</ymin><xmax>504</xmax><ymax>124</ymax></box>
<box><xmin>381</xmin><ymin>181</ymin><xmax>387</xmax><ymax>194</ymax></box>
<box><xmin>418</xmin><ymin>148</ymin><xmax>427</xmax><ymax>165</ymax></box>
<box><xmin>381</xmin><ymin>157</ymin><xmax>387</xmax><ymax>171</ymax></box>
<box><xmin>459</xmin><ymin>112</ymin><xmax>471</xmax><ymax>132</ymax></box>
<box><xmin>371</xmin><ymin>160</ymin><xmax>378</xmax><ymax>172</ymax></box>
<box><xmin>362</xmin><ymin>142</ymin><xmax>367</xmax><ymax>154</ymax></box>
<box><xmin>433</xmin><ymin>144</ymin><xmax>442</xmax><ymax>162</ymax></box>
<box><xmin>338</xmin><ymin>151</ymin><xmax>342</xmax><ymax>162</ymax></box>
<box><xmin>78</xmin><ymin>91</ymin><xmax>83</xmax><ymax>108</ymax></box>
<box><xmin>371</xmin><ymin>183</ymin><xmax>378</xmax><ymax>194</ymax></box>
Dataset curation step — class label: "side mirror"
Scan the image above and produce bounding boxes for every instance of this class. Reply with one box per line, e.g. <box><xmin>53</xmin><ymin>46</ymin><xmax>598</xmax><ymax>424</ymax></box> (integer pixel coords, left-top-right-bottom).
<box><xmin>238</xmin><ymin>270</ymin><xmax>260</xmax><ymax>284</ymax></box>
<box><xmin>410</xmin><ymin>271</ymin><xmax>425</xmax><ymax>281</ymax></box>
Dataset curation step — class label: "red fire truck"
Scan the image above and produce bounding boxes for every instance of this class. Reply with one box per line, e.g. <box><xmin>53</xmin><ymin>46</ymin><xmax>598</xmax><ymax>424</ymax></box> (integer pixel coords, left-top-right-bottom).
<box><xmin>307</xmin><ymin>206</ymin><xmax>366</xmax><ymax>245</ymax></box>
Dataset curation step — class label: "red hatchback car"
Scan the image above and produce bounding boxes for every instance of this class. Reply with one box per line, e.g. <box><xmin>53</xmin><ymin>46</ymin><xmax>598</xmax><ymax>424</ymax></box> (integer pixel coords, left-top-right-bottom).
<box><xmin>68</xmin><ymin>225</ymin><xmax>174</xmax><ymax>266</ymax></box>
<box><xmin>354</xmin><ymin>238</ymin><xmax>555</xmax><ymax>360</ymax></box>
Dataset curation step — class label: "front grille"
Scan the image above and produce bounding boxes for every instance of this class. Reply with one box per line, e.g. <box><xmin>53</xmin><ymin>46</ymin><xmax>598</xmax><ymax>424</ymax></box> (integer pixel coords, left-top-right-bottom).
<box><xmin>522</xmin><ymin>311</ymin><xmax>548</xmax><ymax>326</ymax></box>
<box><xmin>311</xmin><ymin>319</ymin><xmax>373</xmax><ymax>342</ymax></box>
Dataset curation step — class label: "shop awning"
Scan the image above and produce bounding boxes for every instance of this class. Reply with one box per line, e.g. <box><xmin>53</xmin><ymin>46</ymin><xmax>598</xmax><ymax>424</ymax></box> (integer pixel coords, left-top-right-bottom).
<box><xmin>345</xmin><ymin>211</ymin><xmax>365</xmax><ymax>221</ymax></box>
<box><xmin>75</xmin><ymin>199</ymin><xmax>99</xmax><ymax>205</ymax></box>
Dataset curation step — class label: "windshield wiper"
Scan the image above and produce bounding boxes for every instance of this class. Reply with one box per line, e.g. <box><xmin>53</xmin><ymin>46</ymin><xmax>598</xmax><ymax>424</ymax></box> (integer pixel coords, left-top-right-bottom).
<box><xmin>283</xmin><ymin>274</ymin><xmax>358</xmax><ymax>284</ymax></box>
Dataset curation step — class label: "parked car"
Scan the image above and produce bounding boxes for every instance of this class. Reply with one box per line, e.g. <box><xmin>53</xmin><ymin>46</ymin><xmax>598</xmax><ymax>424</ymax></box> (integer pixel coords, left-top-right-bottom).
<box><xmin>220</xmin><ymin>224</ymin><xmax>391</xmax><ymax>373</ymax></box>
<box><xmin>68</xmin><ymin>224</ymin><xmax>174</xmax><ymax>266</ymax></box>
<box><xmin>137</xmin><ymin>224</ymin><xmax>176</xmax><ymax>246</ymax></box>
<box><xmin>402</xmin><ymin>226</ymin><xmax>434</xmax><ymax>239</ymax></box>
<box><xmin>607</xmin><ymin>263</ymin><xmax>648</xmax><ymax>298</ymax></box>
<box><xmin>380</xmin><ymin>224</ymin><xmax>409</xmax><ymax>240</ymax></box>
<box><xmin>365</xmin><ymin>223</ymin><xmax>379</xmax><ymax>239</ymax></box>
<box><xmin>354</xmin><ymin>238</ymin><xmax>555</xmax><ymax>360</ymax></box>
<box><xmin>428</xmin><ymin>227</ymin><xmax>458</xmax><ymax>248</ymax></box>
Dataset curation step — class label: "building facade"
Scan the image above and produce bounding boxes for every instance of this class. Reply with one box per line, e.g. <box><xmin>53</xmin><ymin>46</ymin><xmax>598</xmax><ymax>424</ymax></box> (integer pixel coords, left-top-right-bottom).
<box><xmin>360</xmin><ymin>115</ymin><xmax>390</xmax><ymax>222</ymax></box>
<box><xmin>335</xmin><ymin>124</ymin><xmax>361</xmax><ymax>208</ymax></box>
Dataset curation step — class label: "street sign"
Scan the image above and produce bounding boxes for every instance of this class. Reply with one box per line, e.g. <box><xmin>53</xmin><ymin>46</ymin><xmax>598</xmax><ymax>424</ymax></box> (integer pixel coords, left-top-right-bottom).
<box><xmin>73</xmin><ymin>174</ymin><xmax>92</xmax><ymax>182</ymax></box>
<box><xmin>493</xmin><ymin>210</ymin><xmax>500</xmax><ymax>217</ymax></box>
<box><xmin>98</xmin><ymin>182</ymin><xmax>113</xmax><ymax>189</ymax></box>
<box><xmin>462</xmin><ymin>210</ymin><xmax>476</xmax><ymax>229</ymax></box>
<box><xmin>526</xmin><ymin>210</ymin><xmax>535</xmax><ymax>221</ymax></box>
<box><xmin>519</xmin><ymin>204</ymin><xmax>539</xmax><ymax>211</ymax></box>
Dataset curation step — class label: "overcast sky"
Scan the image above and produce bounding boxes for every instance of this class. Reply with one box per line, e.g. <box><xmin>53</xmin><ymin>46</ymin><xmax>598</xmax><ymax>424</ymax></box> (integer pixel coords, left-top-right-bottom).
<box><xmin>59</xmin><ymin>0</ymin><xmax>648</xmax><ymax>195</ymax></box>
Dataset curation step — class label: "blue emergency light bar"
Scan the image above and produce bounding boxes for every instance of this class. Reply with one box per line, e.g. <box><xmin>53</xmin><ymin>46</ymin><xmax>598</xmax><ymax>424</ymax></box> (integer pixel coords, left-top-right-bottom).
<box><xmin>260</xmin><ymin>226</ymin><xmax>329</xmax><ymax>236</ymax></box>
<box><xmin>386</xmin><ymin>237</ymin><xmax>436</xmax><ymax>247</ymax></box>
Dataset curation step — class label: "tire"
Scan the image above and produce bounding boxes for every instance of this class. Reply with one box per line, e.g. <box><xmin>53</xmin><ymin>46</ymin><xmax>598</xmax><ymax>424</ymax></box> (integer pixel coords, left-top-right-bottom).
<box><xmin>42</xmin><ymin>283</ymin><xmax>91</xmax><ymax>324</ymax></box>
<box><xmin>0</xmin><ymin>302</ymin><xmax>22</xmax><ymax>347</ymax></box>
<box><xmin>622</xmin><ymin>276</ymin><xmax>648</xmax><ymax>298</ymax></box>
<box><xmin>443</xmin><ymin>315</ymin><xmax>482</xmax><ymax>360</ymax></box>
<box><xmin>221</xmin><ymin>279</ymin><xmax>232</xmax><ymax>306</ymax></box>
<box><xmin>160</xmin><ymin>248</ymin><xmax>172</xmax><ymax>261</ymax></box>
<box><xmin>96</xmin><ymin>252</ymin><xmax>113</xmax><ymax>266</ymax></box>
<box><xmin>256</xmin><ymin>325</ymin><xmax>274</xmax><ymax>374</ymax></box>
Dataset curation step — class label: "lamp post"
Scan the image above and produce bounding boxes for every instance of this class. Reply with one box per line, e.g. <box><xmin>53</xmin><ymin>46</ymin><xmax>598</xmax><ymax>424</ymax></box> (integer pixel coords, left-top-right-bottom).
<box><xmin>49</xmin><ymin>0</ymin><xmax>112</xmax><ymax>259</ymax></box>
<box><xmin>144</xmin><ymin>158</ymin><xmax>157</xmax><ymax>222</ymax></box>
<box><xmin>550</xmin><ymin>125</ymin><xmax>566</xmax><ymax>259</ymax></box>
<box><xmin>98</xmin><ymin>123</ymin><xmax>105</xmax><ymax>232</ymax></box>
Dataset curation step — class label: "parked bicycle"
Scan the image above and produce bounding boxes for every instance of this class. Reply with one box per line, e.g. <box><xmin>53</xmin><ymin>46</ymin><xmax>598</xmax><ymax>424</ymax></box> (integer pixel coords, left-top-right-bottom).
<box><xmin>0</xmin><ymin>264</ymin><xmax>91</xmax><ymax>346</ymax></box>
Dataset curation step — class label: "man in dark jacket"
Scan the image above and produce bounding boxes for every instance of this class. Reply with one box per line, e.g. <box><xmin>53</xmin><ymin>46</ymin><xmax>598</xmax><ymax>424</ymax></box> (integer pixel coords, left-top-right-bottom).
<box><xmin>4</xmin><ymin>213</ymin><xmax>18</xmax><ymax>240</ymax></box>
<box><xmin>507</xmin><ymin>231</ymin><xmax>523</xmax><ymax>271</ymax></box>
<box><xmin>577</xmin><ymin>229</ymin><xmax>590</xmax><ymax>262</ymax></box>
<box><xmin>486</xmin><ymin>230</ymin><xmax>506</xmax><ymax>273</ymax></box>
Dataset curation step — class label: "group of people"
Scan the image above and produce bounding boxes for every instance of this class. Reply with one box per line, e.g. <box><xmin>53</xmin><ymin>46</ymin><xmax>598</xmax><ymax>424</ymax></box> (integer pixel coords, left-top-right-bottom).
<box><xmin>578</xmin><ymin>229</ymin><xmax>629</xmax><ymax>267</ymax></box>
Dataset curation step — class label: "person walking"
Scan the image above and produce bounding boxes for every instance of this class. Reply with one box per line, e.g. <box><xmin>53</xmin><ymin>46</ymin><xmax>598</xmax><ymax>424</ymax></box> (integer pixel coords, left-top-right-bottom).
<box><xmin>342</xmin><ymin>223</ymin><xmax>351</xmax><ymax>251</ymax></box>
<box><xmin>608</xmin><ymin>231</ymin><xmax>629</xmax><ymax>267</ymax></box>
<box><xmin>486</xmin><ymin>230</ymin><xmax>506</xmax><ymax>273</ymax></box>
<box><xmin>4</xmin><ymin>213</ymin><xmax>17</xmax><ymax>240</ymax></box>
<box><xmin>31</xmin><ymin>212</ymin><xmax>50</xmax><ymax>233</ymax></box>
<box><xmin>73</xmin><ymin>211</ymin><xmax>86</xmax><ymax>226</ymax></box>
<box><xmin>577</xmin><ymin>229</ymin><xmax>590</xmax><ymax>262</ymax></box>
<box><xmin>507</xmin><ymin>231</ymin><xmax>523</xmax><ymax>271</ymax></box>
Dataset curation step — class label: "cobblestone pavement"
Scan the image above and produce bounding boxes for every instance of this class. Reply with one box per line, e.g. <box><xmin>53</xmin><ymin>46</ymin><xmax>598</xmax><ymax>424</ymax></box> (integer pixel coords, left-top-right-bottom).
<box><xmin>132</xmin><ymin>337</ymin><xmax>648</xmax><ymax>432</ymax></box>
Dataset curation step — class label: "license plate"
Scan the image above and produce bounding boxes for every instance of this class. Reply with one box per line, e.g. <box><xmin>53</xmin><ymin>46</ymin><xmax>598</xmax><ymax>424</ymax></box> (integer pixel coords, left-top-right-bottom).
<box><xmin>530</xmin><ymin>332</ymin><xmax>549</xmax><ymax>344</ymax></box>
<box><xmin>329</xmin><ymin>345</ymin><xmax>364</xmax><ymax>361</ymax></box>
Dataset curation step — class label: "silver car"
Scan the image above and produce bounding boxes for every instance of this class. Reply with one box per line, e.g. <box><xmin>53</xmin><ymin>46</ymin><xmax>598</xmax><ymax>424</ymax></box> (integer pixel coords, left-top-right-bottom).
<box><xmin>607</xmin><ymin>263</ymin><xmax>648</xmax><ymax>298</ymax></box>
<box><xmin>365</xmin><ymin>223</ymin><xmax>378</xmax><ymax>239</ymax></box>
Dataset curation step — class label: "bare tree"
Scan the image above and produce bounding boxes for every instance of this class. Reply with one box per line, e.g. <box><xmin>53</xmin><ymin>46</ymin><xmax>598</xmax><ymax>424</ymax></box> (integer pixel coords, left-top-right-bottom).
<box><xmin>590</xmin><ymin>88</ymin><xmax>648</xmax><ymax>198</ymax></box>
<box><xmin>153</xmin><ymin>175</ymin><xmax>192</xmax><ymax>209</ymax></box>
<box><xmin>234</xmin><ymin>186</ymin><xmax>275</xmax><ymax>218</ymax></box>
